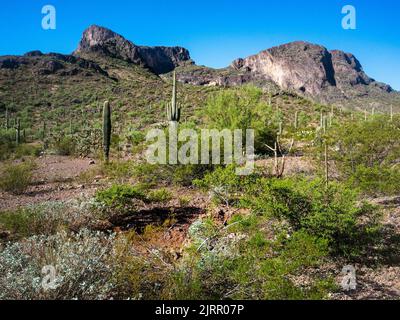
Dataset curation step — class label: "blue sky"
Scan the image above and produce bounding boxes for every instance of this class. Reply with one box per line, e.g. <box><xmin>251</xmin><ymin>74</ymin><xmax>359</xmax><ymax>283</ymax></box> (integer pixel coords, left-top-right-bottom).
<box><xmin>1</xmin><ymin>0</ymin><xmax>399</xmax><ymax>89</ymax></box>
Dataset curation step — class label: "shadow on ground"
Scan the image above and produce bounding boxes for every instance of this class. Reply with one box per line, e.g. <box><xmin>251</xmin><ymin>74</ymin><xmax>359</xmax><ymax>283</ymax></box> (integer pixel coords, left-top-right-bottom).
<box><xmin>108</xmin><ymin>206</ymin><xmax>204</xmax><ymax>233</ymax></box>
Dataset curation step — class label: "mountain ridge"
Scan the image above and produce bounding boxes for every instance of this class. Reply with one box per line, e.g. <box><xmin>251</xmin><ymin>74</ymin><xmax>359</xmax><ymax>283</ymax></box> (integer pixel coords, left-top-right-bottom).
<box><xmin>1</xmin><ymin>25</ymin><xmax>399</xmax><ymax>111</ymax></box>
<box><xmin>73</xmin><ymin>25</ymin><xmax>192</xmax><ymax>75</ymax></box>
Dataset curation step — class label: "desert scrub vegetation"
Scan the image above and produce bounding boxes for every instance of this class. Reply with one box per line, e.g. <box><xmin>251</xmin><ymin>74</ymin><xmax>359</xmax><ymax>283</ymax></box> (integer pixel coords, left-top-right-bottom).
<box><xmin>0</xmin><ymin>229</ymin><xmax>117</xmax><ymax>300</ymax></box>
<box><xmin>94</xmin><ymin>184</ymin><xmax>149</xmax><ymax>216</ymax></box>
<box><xmin>147</xmin><ymin>188</ymin><xmax>173</xmax><ymax>204</ymax></box>
<box><xmin>170</xmin><ymin>221</ymin><xmax>336</xmax><ymax>300</ymax></box>
<box><xmin>327</xmin><ymin>115</ymin><xmax>400</xmax><ymax>196</ymax></box>
<box><xmin>195</xmin><ymin>165</ymin><xmax>382</xmax><ymax>258</ymax></box>
<box><xmin>199</xmin><ymin>86</ymin><xmax>279</xmax><ymax>154</ymax></box>
<box><xmin>53</xmin><ymin>136</ymin><xmax>76</xmax><ymax>156</ymax></box>
<box><xmin>0</xmin><ymin>200</ymin><xmax>99</xmax><ymax>240</ymax></box>
<box><xmin>0</xmin><ymin>161</ymin><xmax>36</xmax><ymax>194</ymax></box>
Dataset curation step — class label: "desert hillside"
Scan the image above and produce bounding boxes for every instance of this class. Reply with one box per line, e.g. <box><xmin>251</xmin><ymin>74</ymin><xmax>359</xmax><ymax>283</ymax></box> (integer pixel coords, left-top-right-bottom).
<box><xmin>0</xmin><ymin>25</ymin><xmax>399</xmax><ymax>301</ymax></box>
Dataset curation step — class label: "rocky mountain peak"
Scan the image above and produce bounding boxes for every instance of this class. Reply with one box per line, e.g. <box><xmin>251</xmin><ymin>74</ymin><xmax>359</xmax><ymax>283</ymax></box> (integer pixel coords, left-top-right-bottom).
<box><xmin>229</xmin><ymin>40</ymin><xmax>394</xmax><ymax>102</ymax></box>
<box><xmin>74</xmin><ymin>25</ymin><xmax>192</xmax><ymax>74</ymax></box>
<box><xmin>75</xmin><ymin>25</ymin><xmax>120</xmax><ymax>52</ymax></box>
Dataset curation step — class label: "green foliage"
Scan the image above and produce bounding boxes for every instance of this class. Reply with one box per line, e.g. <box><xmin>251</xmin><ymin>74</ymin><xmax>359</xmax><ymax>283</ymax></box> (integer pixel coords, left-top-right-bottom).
<box><xmin>0</xmin><ymin>162</ymin><xmax>35</xmax><ymax>194</ymax></box>
<box><xmin>349</xmin><ymin>165</ymin><xmax>400</xmax><ymax>196</ymax></box>
<box><xmin>54</xmin><ymin>136</ymin><xmax>76</xmax><ymax>156</ymax></box>
<box><xmin>195</xmin><ymin>166</ymin><xmax>381</xmax><ymax>257</ymax></box>
<box><xmin>331</xmin><ymin>115</ymin><xmax>400</xmax><ymax>195</ymax></box>
<box><xmin>194</xmin><ymin>164</ymin><xmax>258</xmax><ymax>205</ymax></box>
<box><xmin>199</xmin><ymin>86</ymin><xmax>278</xmax><ymax>153</ymax></box>
<box><xmin>100</xmin><ymin>161</ymin><xmax>134</xmax><ymax>183</ymax></box>
<box><xmin>95</xmin><ymin>184</ymin><xmax>147</xmax><ymax>210</ymax></box>
<box><xmin>147</xmin><ymin>188</ymin><xmax>173</xmax><ymax>203</ymax></box>
<box><xmin>133</xmin><ymin>162</ymin><xmax>214</xmax><ymax>187</ymax></box>
<box><xmin>245</xmin><ymin>178</ymin><xmax>381</xmax><ymax>257</ymax></box>
<box><xmin>0</xmin><ymin>203</ymin><xmax>68</xmax><ymax>239</ymax></box>
<box><xmin>171</xmin><ymin>218</ymin><xmax>334</xmax><ymax>300</ymax></box>
<box><xmin>14</xmin><ymin>143</ymin><xmax>42</xmax><ymax>159</ymax></box>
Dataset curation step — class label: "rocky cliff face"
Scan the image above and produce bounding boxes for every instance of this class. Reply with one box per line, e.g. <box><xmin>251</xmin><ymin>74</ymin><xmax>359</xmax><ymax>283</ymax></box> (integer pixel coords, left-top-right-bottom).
<box><xmin>74</xmin><ymin>25</ymin><xmax>192</xmax><ymax>74</ymax></box>
<box><xmin>229</xmin><ymin>41</ymin><xmax>393</xmax><ymax>103</ymax></box>
<box><xmin>232</xmin><ymin>41</ymin><xmax>337</xmax><ymax>96</ymax></box>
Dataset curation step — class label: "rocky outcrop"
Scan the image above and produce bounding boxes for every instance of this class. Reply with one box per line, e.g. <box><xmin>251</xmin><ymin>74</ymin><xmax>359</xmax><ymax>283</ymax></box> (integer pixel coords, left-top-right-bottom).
<box><xmin>74</xmin><ymin>25</ymin><xmax>192</xmax><ymax>74</ymax></box>
<box><xmin>232</xmin><ymin>41</ymin><xmax>337</xmax><ymax>96</ymax></box>
<box><xmin>230</xmin><ymin>41</ymin><xmax>393</xmax><ymax>101</ymax></box>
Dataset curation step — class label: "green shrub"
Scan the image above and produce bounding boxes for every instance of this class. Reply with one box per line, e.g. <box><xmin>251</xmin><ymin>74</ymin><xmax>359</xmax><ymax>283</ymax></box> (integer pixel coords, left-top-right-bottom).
<box><xmin>199</xmin><ymin>86</ymin><xmax>278</xmax><ymax>153</ymax></box>
<box><xmin>0</xmin><ymin>202</ymin><xmax>71</xmax><ymax>239</ymax></box>
<box><xmin>133</xmin><ymin>162</ymin><xmax>213</xmax><ymax>187</ymax></box>
<box><xmin>101</xmin><ymin>161</ymin><xmax>133</xmax><ymax>183</ymax></box>
<box><xmin>0</xmin><ymin>162</ymin><xmax>35</xmax><ymax>194</ymax></box>
<box><xmin>95</xmin><ymin>184</ymin><xmax>147</xmax><ymax>210</ymax></box>
<box><xmin>171</xmin><ymin>217</ymin><xmax>334</xmax><ymax>300</ymax></box>
<box><xmin>0</xmin><ymin>229</ymin><xmax>117</xmax><ymax>300</ymax></box>
<box><xmin>349</xmin><ymin>165</ymin><xmax>400</xmax><ymax>196</ymax></box>
<box><xmin>54</xmin><ymin>136</ymin><xmax>76</xmax><ymax>156</ymax></box>
<box><xmin>245</xmin><ymin>178</ymin><xmax>381</xmax><ymax>256</ymax></box>
<box><xmin>330</xmin><ymin>115</ymin><xmax>400</xmax><ymax>195</ymax></box>
<box><xmin>194</xmin><ymin>164</ymin><xmax>259</xmax><ymax>205</ymax></box>
<box><xmin>195</xmin><ymin>167</ymin><xmax>381</xmax><ymax>257</ymax></box>
<box><xmin>147</xmin><ymin>188</ymin><xmax>173</xmax><ymax>203</ymax></box>
<box><xmin>14</xmin><ymin>143</ymin><xmax>42</xmax><ymax>159</ymax></box>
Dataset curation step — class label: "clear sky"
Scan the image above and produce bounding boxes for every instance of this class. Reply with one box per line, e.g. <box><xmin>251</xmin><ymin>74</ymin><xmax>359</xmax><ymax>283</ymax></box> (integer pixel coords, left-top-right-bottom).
<box><xmin>1</xmin><ymin>0</ymin><xmax>399</xmax><ymax>89</ymax></box>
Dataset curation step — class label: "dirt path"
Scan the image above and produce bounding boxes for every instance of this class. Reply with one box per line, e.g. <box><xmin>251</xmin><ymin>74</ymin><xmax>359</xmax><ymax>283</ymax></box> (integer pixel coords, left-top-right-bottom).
<box><xmin>0</xmin><ymin>156</ymin><xmax>98</xmax><ymax>211</ymax></box>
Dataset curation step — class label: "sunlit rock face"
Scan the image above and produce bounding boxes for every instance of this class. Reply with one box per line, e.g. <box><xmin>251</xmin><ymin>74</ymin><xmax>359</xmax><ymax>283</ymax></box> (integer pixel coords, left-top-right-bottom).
<box><xmin>74</xmin><ymin>25</ymin><xmax>192</xmax><ymax>74</ymax></box>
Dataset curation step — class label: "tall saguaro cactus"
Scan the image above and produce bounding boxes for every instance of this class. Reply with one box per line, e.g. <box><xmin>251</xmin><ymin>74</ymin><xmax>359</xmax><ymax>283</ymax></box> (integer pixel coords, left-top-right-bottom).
<box><xmin>15</xmin><ymin>118</ymin><xmax>21</xmax><ymax>145</ymax></box>
<box><xmin>102</xmin><ymin>101</ymin><xmax>112</xmax><ymax>163</ymax></box>
<box><xmin>5</xmin><ymin>107</ymin><xmax>9</xmax><ymax>130</ymax></box>
<box><xmin>166</xmin><ymin>71</ymin><xmax>181</xmax><ymax>123</ymax></box>
<box><xmin>294</xmin><ymin>111</ymin><xmax>299</xmax><ymax>130</ymax></box>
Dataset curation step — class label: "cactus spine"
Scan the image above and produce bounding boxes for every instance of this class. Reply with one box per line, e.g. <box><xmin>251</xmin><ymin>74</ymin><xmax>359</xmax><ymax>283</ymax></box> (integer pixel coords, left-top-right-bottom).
<box><xmin>166</xmin><ymin>71</ymin><xmax>181</xmax><ymax>123</ymax></box>
<box><xmin>102</xmin><ymin>101</ymin><xmax>112</xmax><ymax>163</ymax></box>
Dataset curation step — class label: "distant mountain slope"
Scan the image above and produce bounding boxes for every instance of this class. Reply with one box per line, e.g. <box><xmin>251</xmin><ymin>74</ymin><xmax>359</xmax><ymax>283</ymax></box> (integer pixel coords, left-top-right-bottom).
<box><xmin>0</xmin><ymin>25</ymin><xmax>399</xmax><ymax>115</ymax></box>
<box><xmin>175</xmin><ymin>41</ymin><xmax>399</xmax><ymax>110</ymax></box>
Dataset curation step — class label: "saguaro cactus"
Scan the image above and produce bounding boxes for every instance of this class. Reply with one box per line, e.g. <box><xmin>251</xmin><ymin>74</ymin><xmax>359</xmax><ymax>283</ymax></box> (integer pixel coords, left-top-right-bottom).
<box><xmin>278</xmin><ymin>121</ymin><xmax>283</xmax><ymax>136</ymax></box>
<box><xmin>42</xmin><ymin>121</ymin><xmax>46</xmax><ymax>141</ymax></box>
<box><xmin>102</xmin><ymin>101</ymin><xmax>112</xmax><ymax>163</ymax></box>
<box><xmin>15</xmin><ymin>118</ymin><xmax>21</xmax><ymax>145</ymax></box>
<box><xmin>294</xmin><ymin>111</ymin><xmax>299</xmax><ymax>130</ymax></box>
<box><xmin>5</xmin><ymin>107</ymin><xmax>9</xmax><ymax>130</ymax></box>
<box><xmin>390</xmin><ymin>105</ymin><xmax>393</xmax><ymax>122</ymax></box>
<box><xmin>166</xmin><ymin>71</ymin><xmax>181</xmax><ymax>123</ymax></box>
